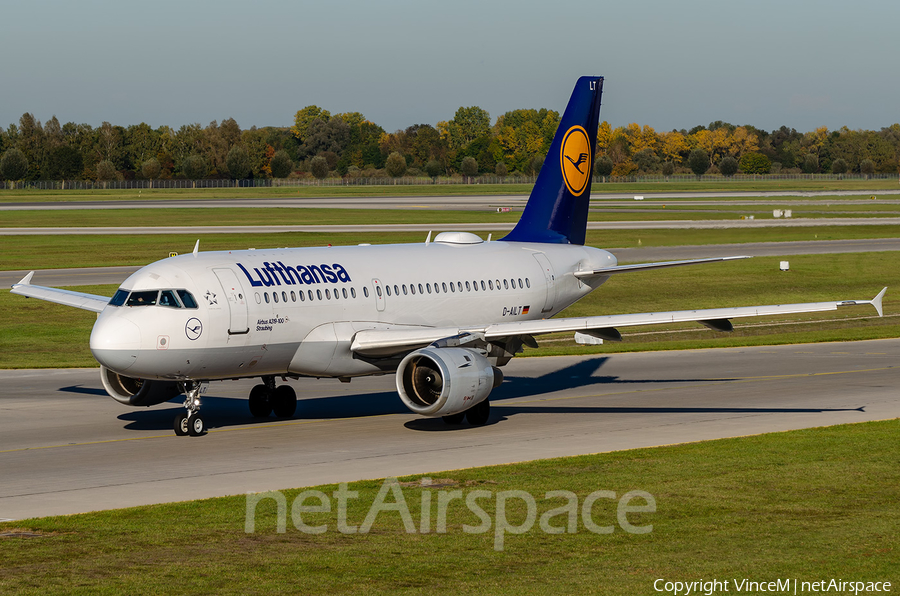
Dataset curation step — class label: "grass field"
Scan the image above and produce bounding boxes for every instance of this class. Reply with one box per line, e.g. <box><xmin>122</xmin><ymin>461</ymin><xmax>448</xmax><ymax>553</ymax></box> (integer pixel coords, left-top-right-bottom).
<box><xmin>0</xmin><ymin>177</ymin><xmax>898</xmax><ymax>203</ymax></box>
<box><xmin>3</xmin><ymin>202</ymin><xmax>900</xmax><ymax>229</ymax></box>
<box><xmin>2</xmin><ymin>225</ymin><xmax>900</xmax><ymax>271</ymax></box>
<box><xmin>1</xmin><ymin>419</ymin><xmax>896</xmax><ymax>595</ymax></box>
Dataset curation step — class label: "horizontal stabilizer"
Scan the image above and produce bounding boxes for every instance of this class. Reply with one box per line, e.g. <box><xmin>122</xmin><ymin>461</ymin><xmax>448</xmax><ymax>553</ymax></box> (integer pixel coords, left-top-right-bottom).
<box><xmin>574</xmin><ymin>256</ymin><xmax>751</xmax><ymax>279</ymax></box>
<box><xmin>11</xmin><ymin>272</ymin><xmax>110</xmax><ymax>313</ymax></box>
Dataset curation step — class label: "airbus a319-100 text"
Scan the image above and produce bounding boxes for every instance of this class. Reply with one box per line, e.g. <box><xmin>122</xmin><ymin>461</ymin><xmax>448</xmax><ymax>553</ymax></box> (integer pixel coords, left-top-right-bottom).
<box><xmin>11</xmin><ymin>76</ymin><xmax>886</xmax><ymax>436</ymax></box>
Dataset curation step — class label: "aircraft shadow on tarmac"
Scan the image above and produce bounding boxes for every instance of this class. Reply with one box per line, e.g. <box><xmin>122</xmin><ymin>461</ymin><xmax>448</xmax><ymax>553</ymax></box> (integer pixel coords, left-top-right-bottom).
<box><xmin>59</xmin><ymin>357</ymin><xmax>861</xmax><ymax>432</ymax></box>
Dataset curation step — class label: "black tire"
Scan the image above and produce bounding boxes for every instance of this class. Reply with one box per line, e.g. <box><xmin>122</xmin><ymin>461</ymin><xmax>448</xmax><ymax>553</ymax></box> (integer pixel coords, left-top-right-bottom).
<box><xmin>174</xmin><ymin>411</ymin><xmax>189</xmax><ymax>436</ymax></box>
<box><xmin>465</xmin><ymin>399</ymin><xmax>490</xmax><ymax>426</ymax></box>
<box><xmin>249</xmin><ymin>384</ymin><xmax>272</xmax><ymax>417</ymax></box>
<box><xmin>271</xmin><ymin>385</ymin><xmax>297</xmax><ymax>418</ymax></box>
<box><xmin>441</xmin><ymin>412</ymin><xmax>465</xmax><ymax>424</ymax></box>
<box><xmin>188</xmin><ymin>413</ymin><xmax>205</xmax><ymax>436</ymax></box>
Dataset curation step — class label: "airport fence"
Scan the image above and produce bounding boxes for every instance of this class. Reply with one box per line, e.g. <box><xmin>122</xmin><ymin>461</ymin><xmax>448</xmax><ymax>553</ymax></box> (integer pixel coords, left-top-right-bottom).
<box><xmin>0</xmin><ymin>172</ymin><xmax>897</xmax><ymax>191</ymax></box>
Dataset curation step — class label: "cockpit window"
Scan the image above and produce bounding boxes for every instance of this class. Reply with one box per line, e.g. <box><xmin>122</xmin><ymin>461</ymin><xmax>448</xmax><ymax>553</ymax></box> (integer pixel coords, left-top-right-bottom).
<box><xmin>127</xmin><ymin>290</ymin><xmax>158</xmax><ymax>306</ymax></box>
<box><xmin>109</xmin><ymin>289</ymin><xmax>129</xmax><ymax>307</ymax></box>
<box><xmin>177</xmin><ymin>290</ymin><xmax>198</xmax><ymax>309</ymax></box>
<box><xmin>159</xmin><ymin>290</ymin><xmax>181</xmax><ymax>308</ymax></box>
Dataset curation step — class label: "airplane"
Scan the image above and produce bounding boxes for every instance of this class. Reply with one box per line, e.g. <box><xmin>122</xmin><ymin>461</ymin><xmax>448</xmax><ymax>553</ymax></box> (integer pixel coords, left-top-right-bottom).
<box><xmin>11</xmin><ymin>76</ymin><xmax>887</xmax><ymax>436</ymax></box>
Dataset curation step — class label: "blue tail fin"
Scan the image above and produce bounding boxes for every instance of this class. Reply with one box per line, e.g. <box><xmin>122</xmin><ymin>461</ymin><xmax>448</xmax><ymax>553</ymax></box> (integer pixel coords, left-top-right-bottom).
<box><xmin>502</xmin><ymin>76</ymin><xmax>604</xmax><ymax>245</ymax></box>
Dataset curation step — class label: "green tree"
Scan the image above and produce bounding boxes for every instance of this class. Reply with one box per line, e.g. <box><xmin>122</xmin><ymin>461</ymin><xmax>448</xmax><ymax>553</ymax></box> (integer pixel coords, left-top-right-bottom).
<box><xmin>309</xmin><ymin>155</ymin><xmax>329</xmax><ymax>179</ymax></box>
<box><xmin>632</xmin><ymin>148</ymin><xmax>659</xmax><ymax>173</ymax></box>
<box><xmin>739</xmin><ymin>152</ymin><xmax>772</xmax><ymax>174</ymax></box>
<box><xmin>424</xmin><ymin>159</ymin><xmax>442</xmax><ymax>182</ymax></box>
<box><xmin>831</xmin><ymin>158</ymin><xmax>848</xmax><ymax>175</ymax></box>
<box><xmin>142</xmin><ymin>158</ymin><xmax>161</xmax><ymax>187</ymax></box>
<box><xmin>302</xmin><ymin>117</ymin><xmax>350</xmax><ymax>158</ymax></box>
<box><xmin>291</xmin><ymin>106</ymin><xmax>331</xmax><ymax>142</ymax></box>
<box><xmin>225</xmin><ymin>146</ymin><xmax>251</xmax><ymax>182</ymax></box>
<box><xmin>661</xmin><ymin>161</ymin><xmax>675</xmax><ymax>179</ymax></box>
<box><xmin>0</xmin><ymin>148</ymin><xmax>28</xmax><ymax>185</ymax></box>
<box><xmin>860</xmin><ymin>158</ymin><xmax>875</xmax><ymax>178</ymax></box>
<box><xmin>802</xmin><ymin>154</ymin><xmax>818</xmax><ymax>174</ymax></box>
<box><xmin>96</xmin><ymin>159</ymin><xmax>117</xmax><ymax>188</ymax></box>
<box><xmin>385</xmin><ymin>151</ymin><xmax>407</xmax><ymax>178</ymax></box>
<box><xmin>495</xmin><ymin>161</ymin><xmax>508</xmax><ymax>177</ymax></box>
<box><xmin>460</xmin><ymin>156</ymin><xmax>478</xmax><ymax>182</ymax></box>
<box><xmin>270</xmin><ymin>150</ymin><xmax>293</xmax><ymax>178</ymax></box>
<box><xmin>719</xmin><ymin>156</ymin><xmax>738</xmax><ymax>177</ymax></box>
<box><xmin>44</xmin><ymin>145</ymin><xmax>83</xmax><ymax>180</ymax></box>
<box><xmin>182</xmin><ymin>155</ymin><xmax>208</xmax><ymax>186</ymax></box>
<box><xmin>444</xmin><ymin>106</ymin><xmax>491</xmax><ymax>150</ymax></box>
<box><xmin>594</xmin><ymin>155</ymin><xmax>613</xmax><ymax>179</ymax></box>
<box><xmin>688</xmin><ymin>148</ymin><xmax>709</xmax><ymax>178</ymax></box>
<box><xmin>16</xmin><ymin>113</ymin><xmax>44</xmax><ymax>180</ymax></box>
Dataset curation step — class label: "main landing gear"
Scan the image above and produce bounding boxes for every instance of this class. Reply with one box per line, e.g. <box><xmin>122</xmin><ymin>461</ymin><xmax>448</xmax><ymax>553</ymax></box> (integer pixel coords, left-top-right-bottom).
<box><xmin>249</xmin><ymin>375</ymin><xmax>297</xmax><ymax>419</ymax></box>
<box><xmin>174</xmin><ymin>381</ymin><xmax>206</xmax><ymax>437</ymax></box>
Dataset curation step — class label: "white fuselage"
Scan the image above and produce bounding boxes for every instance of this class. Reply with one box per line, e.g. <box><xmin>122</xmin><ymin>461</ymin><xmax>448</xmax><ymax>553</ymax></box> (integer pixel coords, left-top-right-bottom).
<box><xmin>89</xmin><ymin>235</ymin><xmax>617</xmax><ymax>382</ymax></box>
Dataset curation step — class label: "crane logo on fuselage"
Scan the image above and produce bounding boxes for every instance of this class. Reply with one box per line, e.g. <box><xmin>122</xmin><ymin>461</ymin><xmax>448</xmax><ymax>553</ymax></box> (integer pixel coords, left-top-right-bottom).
<box><xmin>237</xmin><ymin>262</ymin><xmax>352</xmax><ymax>288</ymax></box>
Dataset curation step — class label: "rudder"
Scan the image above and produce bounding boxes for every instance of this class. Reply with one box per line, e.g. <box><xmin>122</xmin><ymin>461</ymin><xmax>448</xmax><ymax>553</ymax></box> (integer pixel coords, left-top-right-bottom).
<box><xmin>501</xmin><ymin>76</ymin><xmax>604</xmax><ymax>245</ymax></box>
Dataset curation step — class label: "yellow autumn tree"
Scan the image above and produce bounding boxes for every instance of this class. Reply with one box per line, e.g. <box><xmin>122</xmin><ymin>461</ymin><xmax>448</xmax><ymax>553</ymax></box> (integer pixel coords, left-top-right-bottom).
<box><xmin>596</xmin><ymin>121</ymin><xmax>612</xmax><ymax>155</ymax></box>
<box><xmin>659</xmin><ymin>131</ymin><xmax>690</xmax><ymax>164</ymax></box>
<box><xmin>692</xmin><ymin>128</ymin><xmax>730</xmax><ymax>164</ymax></box>
<box><xmin>626</xmin><ymin>123</ymin><xmax>659</xmax><ymax>154</ymax></box>
<box><xmin>726</xmin><ymin>126</ymin><xmax>760</xmax><ymax>159</ymax></box>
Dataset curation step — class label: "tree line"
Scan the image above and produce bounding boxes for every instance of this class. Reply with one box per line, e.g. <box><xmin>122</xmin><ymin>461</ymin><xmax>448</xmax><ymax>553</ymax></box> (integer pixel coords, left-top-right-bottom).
<box><xmin>1</xmin><ymin>106</ymin><xmax>898</xmax><ymax>183</ymax></box>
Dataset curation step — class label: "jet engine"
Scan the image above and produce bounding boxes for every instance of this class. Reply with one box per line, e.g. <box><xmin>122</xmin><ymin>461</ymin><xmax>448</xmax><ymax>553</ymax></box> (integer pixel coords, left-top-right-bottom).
<box><xmin>100</xmin><ymin>366</ymin><xmax>182</xmax><ymax>407</ymax></box>
<box><xmin>396</xmin><ymin>347</ymin><xmax>503</xmax><ymax>417</ymax></box>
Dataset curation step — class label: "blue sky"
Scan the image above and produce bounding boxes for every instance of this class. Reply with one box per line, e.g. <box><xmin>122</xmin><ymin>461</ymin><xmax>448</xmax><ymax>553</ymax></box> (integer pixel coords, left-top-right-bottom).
<box><xmin>2</xmin><ymin>0</ymin><xmax>897</xmax><ymax>134</ymax></box>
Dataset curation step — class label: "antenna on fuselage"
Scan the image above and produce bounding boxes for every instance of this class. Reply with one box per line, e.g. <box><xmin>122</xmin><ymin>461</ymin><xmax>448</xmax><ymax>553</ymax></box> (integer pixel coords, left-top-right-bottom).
<box><xmin>425</xmin><ymin>231</ymin><xmax>432</xmax><ymax>245</ymax></box>
<box><xmin>192</xmin><ymin>239</ymin><xmax>199</xmax><ymax>256</ymax></box>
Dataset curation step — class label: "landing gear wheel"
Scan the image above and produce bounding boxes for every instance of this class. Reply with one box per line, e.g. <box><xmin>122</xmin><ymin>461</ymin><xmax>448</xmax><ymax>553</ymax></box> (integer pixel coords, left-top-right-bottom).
<box><xmin>465</xmin><ymin>399</ymin><xmax>490</xmax><ymax>426</ymax></box>
<box><xmin>442</xmin><ymin>412</ymin><xmax>465</xmax><ymax>425</ymax></box>
<box><xmin>174</xmin><ymin>411</ymin><xmax>189</xmax><ymax>436</ymax></box>
<box><xmin>188</xmin><ymin>413</ymin><xmax>205</xmax><ymax>436</ymax></box>
<box><xmin>271</xmin><ymin>385</ymin><xmax>297</xmax><ymax>418</ymax></box>
<box><xmin>249</xmin><ymin>384</ymin><xmax>272</xmax><ymax>417</ymax></box>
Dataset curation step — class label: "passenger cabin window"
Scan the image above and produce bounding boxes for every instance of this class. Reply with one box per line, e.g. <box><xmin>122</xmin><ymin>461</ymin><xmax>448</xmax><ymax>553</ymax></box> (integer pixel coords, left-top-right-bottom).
<box><xmin>127</xmin><ymin>290</ymin><xmax>158</xmax><ymax>306</ymax></box>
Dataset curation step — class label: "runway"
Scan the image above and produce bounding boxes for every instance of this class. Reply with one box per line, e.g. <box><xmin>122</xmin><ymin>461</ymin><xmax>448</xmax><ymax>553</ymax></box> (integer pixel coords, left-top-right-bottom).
<box><xmin>2</xmin><ymin>189</ymin><xmax>899</xmax><ymax>211</ymax></box>
<box><xmin>1</xmin><ymin>339</ymin><xmax>898</xmax><ymax>521</ymax></box>
<box><xmin>4</xmin><ymin>217</ymin><xmax>900</xmax><ymax>236</ymax></box>
<box><xmin>4</xmin><ymin>238</ymin><xmax>900</xmax><ymax>288</ymax></box>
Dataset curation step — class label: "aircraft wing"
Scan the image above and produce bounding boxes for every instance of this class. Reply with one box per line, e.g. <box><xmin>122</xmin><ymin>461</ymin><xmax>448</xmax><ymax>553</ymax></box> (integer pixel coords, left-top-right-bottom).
<box><xmin>350</xmin><ymin>288</ymin><xmax>886</xmax><ymax>357</ymax></box>
<box><xmin>574</xmin><ymin>255</ymin><xmax>751</xmax><ymax>279</ymax></box>
<box><xmin>10</xmin><ymin>272</ymin><xmax>109</xmax><ymax>313</ymax></box>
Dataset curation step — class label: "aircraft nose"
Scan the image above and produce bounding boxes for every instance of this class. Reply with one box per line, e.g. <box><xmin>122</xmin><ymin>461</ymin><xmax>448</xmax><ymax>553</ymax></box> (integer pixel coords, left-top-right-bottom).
<box><xmin>90</xmin><ymin>315</ymin><xmax>141</xmax><ymax>372</ymax></box>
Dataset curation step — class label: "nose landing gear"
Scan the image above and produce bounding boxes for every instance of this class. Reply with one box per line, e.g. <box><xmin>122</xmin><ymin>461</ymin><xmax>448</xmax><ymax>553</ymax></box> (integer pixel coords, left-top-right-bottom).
<box><xmin>174</xmin><ymin>381</ymin><xmax>206</xmax><ymax>436</ymax></box>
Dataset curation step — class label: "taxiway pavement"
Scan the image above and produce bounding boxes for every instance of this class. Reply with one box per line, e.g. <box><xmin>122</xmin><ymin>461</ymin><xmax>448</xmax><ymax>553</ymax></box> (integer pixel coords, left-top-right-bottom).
<box><xmin>1</xmin><ymin>339</ymin><xmax>897</xmax><ymax>520</ymax></box>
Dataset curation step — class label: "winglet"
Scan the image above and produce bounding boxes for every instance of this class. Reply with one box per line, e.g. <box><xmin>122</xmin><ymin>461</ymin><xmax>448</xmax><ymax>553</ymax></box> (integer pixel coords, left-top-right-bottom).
<box><xmin>14</xmin><ymin>271</ymin><xmax>35</xmax><ymax>288</ymax></box>
<box><xmin>872</xmin><ymin>287</ymin><xmax>887</xmax><ymax>318</ymax></box>
<box><xmin>839</xmin><ymin>287</ymin><xmax>887</xmax><ymax>317</ymax></box>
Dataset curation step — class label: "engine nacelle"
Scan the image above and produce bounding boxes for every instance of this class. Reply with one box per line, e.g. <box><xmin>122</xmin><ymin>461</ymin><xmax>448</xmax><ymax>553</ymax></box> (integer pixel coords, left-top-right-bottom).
<box><xmin>396</xmin><ymin>347</ymin><xmax>503</xmax><ymax>417</ymax></box>
<box><xmin>100</xmin><ymin>366</ymin><xmax>182</xmax><ymax>407</ymax></box>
